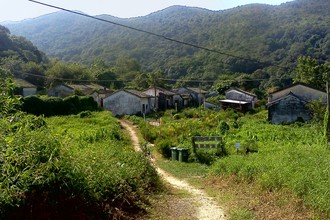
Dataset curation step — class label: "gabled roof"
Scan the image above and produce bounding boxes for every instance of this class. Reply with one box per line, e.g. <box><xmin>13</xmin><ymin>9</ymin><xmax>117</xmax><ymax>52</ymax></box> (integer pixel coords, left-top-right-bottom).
<box><xmin>14</xmin><ymin>78</ymin><xmax>36</xmax><ymax>88</ymax></box>
<box><xmin>269</xmin><ymin>82</ymin><xmax>326</xmax><ymax>95</ymax></box>
<box><xmin>186</xmin><ymin>87</ymin><xmax>208</xmax><ymax>94</ymax></box>
<box><xmin>145</xmin><ymin>86</ymin><xmax>176</xmax><ymax>96</ymax></box>
<box><xmin>226</xmin><ymin>87</ymin><xmax>257</xmax><ymax>97</ymax></box>
<box><xmin>66</xmin><ymin>83</ymin><xmax>104</xmax><ymax>91</ymax></box>
<box><xmin>267</xmin><ymin>91</ymin><xmax>307</xmax><ymax>106</ymax></box>
<box><xmin>104</xmin><ymin>89</ymin><xmax>151</xmax><ymax>100</ymax></box>
<box><xmin>124</xmin><ymin>89</ymin><xmax>151</xmax><ymax>98</ymax></box>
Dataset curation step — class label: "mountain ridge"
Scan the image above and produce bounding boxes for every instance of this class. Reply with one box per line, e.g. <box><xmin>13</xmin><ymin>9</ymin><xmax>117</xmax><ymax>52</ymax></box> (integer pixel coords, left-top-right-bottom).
<box><xmin>3</xmin><ymin>0</ymin><xmax>330</xmax><ymax>82</ymax></box>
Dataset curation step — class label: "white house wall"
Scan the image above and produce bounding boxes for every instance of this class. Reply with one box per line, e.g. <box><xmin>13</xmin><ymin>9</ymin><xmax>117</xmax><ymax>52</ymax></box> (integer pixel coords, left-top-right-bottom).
<box><xmin>103</xmin><ymin>91</ymin><xmax>150</xmax><ymax>116</ymax></box>
<box><xmin>22</xmin><ymin>88</ymin><xmax>37</xmax><ymax>97</ymax></box>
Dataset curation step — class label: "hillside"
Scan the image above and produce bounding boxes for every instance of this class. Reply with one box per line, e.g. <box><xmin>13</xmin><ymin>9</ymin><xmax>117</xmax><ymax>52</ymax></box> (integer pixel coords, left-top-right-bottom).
<box><xmin>3</xmin><ymin>0</ymin><xmax>330</xmax><ymax>84</ymax></box>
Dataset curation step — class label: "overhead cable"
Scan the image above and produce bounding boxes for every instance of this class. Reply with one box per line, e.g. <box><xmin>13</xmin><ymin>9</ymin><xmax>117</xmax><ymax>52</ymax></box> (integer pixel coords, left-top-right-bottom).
<box><xmin>28</xmin><ymin>0</ymin><xmax>289</xmax><ymax>70</ymax></box>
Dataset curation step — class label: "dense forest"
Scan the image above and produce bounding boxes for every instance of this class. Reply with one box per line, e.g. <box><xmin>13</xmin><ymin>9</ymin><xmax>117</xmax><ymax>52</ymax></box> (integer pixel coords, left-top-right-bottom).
<box><xmin>1</xmin><ymin>0</ymin><xmax>330</xmax><ymax>94</ymax></box>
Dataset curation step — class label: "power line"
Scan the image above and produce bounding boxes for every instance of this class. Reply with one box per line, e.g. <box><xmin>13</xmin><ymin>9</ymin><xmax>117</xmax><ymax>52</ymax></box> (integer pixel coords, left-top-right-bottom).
<box><xmin>20</xmin><ymin>71</ymin><xmax>292</xmax><ymax>84</ymax></box>
<box><xmin>28</xmin><ymin>0</ymin><xmax>289</xmax><ymax>70</ymax></box>
<box><xmin>21</xmin><ymin>72</ymin><xmax>127</xmax><ymax>82</ymax></box>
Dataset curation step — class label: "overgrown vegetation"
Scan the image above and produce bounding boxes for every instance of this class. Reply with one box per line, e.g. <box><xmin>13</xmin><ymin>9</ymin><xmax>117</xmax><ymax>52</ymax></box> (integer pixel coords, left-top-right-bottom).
<box><xmin>21</xmin><ymin>95</ymin><xmax>99</xmax><ymax>116</ymax></box>
<box><xmin>134</xmin><ymin>108</ymin><xmax>329</xmax><ymax>218</ymax></box>
<box><xmin>0</xmin><ymin>77</ymin><xmax>161</xmax><ymax>218</ymax></box>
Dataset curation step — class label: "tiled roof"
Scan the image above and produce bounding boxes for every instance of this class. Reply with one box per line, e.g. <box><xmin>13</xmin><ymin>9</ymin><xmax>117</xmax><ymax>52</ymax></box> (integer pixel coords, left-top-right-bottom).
<box><xmin>186</xmin><ymin>87</ymin><xmax>208</xmax><ymax>94</ymax></box>
<box><xmin>268</xmin><ymin>82</ymin><xmax>325</xmax><ymax>95</ymax></box>
<box><xmin>124</xmin><ymin>89</ymin><xmax>151</xmax><ymax>98</ymax></box>
<box><xmin>226</xmin><ymin>87</ymin><xmax>257</xmax><ymax>97</ymax></box>
<box><xmin>14</xmin><ymin>78</ymin><xmax>36</xmax><ymax>88</ymax></box>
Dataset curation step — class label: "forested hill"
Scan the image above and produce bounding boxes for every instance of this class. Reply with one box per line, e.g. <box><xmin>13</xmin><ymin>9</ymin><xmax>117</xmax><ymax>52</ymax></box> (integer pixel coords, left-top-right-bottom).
<box><xmin>3</xmin><ymin>0</ymin><xmax>330</xmax><ymax>82</ymax></box>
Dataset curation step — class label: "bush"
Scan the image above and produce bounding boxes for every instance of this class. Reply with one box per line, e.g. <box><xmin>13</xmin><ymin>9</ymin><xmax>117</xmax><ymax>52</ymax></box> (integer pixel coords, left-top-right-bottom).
<box><xmin>22</xmin><ymin>95</ymin><xmax>98</xmax><ymax>116</ymax></box>
<box><xmin>1</xmin><ymin>111</ymin><xmax>161</xmax><ymax>219</ymax></box>
<box><xmin>155</xmin><ymin>138</ymin><xmax>174</xmax><ymax>158</ymax></box>
<box><xmin>0</xmin><ymin>113</ymin><xmax>61</xmax><ymax>216</ymax></box>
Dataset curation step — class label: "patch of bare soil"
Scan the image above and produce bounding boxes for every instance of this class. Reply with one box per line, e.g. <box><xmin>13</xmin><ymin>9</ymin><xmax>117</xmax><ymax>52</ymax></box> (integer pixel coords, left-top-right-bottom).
<box><xmin>120</xmin><ymin>120</ymin><xmax>226</xmax><ymax>220</ymax></box>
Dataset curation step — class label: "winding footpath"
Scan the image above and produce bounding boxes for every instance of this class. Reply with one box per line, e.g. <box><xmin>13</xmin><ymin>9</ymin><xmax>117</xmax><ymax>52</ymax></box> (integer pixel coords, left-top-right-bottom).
<box><xmin>120</xmin><ymin>120</ymin><xmax>226</xmax><ymax>220</ymax></box>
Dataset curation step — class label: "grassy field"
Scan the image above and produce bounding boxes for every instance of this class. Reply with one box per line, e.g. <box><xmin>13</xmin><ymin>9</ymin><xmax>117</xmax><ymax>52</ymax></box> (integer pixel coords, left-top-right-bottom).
<box><xmin>0</xmin><ymin>111</ymin><xmax>160</xmax><ymax>219</ymax></box>
<box><xmin>133</xmin><ymin>108</ymin><xmax>330</xmax><ymax>219</ymax></box>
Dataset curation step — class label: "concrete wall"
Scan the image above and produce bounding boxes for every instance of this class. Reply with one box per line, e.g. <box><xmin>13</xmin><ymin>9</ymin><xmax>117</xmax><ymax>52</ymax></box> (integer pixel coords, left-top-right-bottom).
<box><xmin>268</xmin><ymin>95</ymin><xmax>311</xmax><ymax>124</ymax></box>
<box><xmin>22</xmin><ymin>88</ymin><xmax>37</xmax><ymax>97</ymax></box>
<box><xmin>103</xmin><ymin>91</ymin><xmax>150</xmax><ymax>116</ymax></box>
<box><xmin>48</xmin><ymin>85</ymin><xmax>73</xmax><ymax>97</ymax></box>
<box><xmin>226</xmin><ymin>90</ymin><xmax>255</xmax><ymax>102</ymax></box>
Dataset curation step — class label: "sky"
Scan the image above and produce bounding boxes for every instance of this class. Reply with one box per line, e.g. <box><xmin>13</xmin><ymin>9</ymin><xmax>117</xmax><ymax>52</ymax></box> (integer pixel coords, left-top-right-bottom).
<box><xmin>0</xmin><ymin>0</ymin><xmax>294</xmax><ymax>22</ymax></box>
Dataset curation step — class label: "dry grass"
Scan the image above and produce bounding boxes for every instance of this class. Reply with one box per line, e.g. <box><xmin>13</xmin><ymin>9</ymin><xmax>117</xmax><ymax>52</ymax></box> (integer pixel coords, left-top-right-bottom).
<box><xmin>205</xmin><ymin>175</ymin><xmax>326</xmax><ymax>220</ymax></box>
<box><xmin>142</xmin><ymin>184</ymin><xmax>197</xmax><ymax>220</ymax></box>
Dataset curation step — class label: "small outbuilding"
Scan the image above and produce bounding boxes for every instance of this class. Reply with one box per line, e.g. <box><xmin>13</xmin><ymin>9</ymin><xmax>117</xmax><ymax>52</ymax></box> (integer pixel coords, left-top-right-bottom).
<box><xmin>143</xmin><ymin>86</ymin><xmax>177</xmax><ymax>111</ymax></box>
<box><xmin>173</xmin><ymin>87</ymin><xmax>208</xmax><ymax>107</ymax></box>
<box><xmin>14</xmin><ymin>78</ymin><xmax>37</xmax><ymax>97</ymax></box>
<box><xmin>48</xmin><ymin>83</ymin><xmax>105</xmax><ymax>98</ymax></box>
<box><xmin>220</xmin><ymin>88</ymin><xmax>257</xmax><ymax>112</ymax></box>
<box><xmin>267</xmin><ymin>83</ymin><xmax>326</xmax><ymax>124</ymax></box>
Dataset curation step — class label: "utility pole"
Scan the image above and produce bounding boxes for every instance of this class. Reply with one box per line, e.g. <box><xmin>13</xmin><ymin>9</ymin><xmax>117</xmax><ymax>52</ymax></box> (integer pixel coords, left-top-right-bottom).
<box><xmin>153</xmin><ymin>78</ymin><xmax>157</xmax><ymax>112</ymax></box>
<box><xmin>326</xmin><ymin>73</ymin><xmax>330</xmax><ymax>146</ymax></box>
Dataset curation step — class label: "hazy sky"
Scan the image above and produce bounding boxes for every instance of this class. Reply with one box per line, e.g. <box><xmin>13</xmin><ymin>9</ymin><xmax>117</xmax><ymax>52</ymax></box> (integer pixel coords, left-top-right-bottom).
<box><xmin>1</xmin><ymin>0</ymin><xmax>294</xmax><ymax>22</ymax></box>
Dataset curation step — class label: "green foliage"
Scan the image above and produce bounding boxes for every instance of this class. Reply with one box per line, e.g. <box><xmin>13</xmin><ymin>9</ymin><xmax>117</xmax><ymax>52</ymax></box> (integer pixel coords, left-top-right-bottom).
<box><xmin>45</xmin><ymin>61</ymin><xmax>92</xmax><ymax>87</ymax></box>
<box><xmin>218</xmin><ymin>120</ymin><xmax>230</xmax><ymax>135</ymax></box>
<box><xmin>142</xmin><ymin>107</ymin><xmax>330</xmax><ymax>216</ymax></box>
<box><xmin>0</xmin><ymin>25</ymin><xmax>45</xmax><ymax>64</ymax></box>
<box><xmin>0</xmin><ymin>113</ymin><xmax>60</xmax><ymax>215</ymax></box>
<box><xmin>5</xmin><ymin>0</ymin><xmax>330</xmax><ymax>87</ymax></box>
<box><xmin>307</xmin><ymin>101</ymin><xmax>326</xmax><ymax>123</ymax></box>
<box><xmin>323</xmin><ymin>107</ymin><xmax>329</xmax><ymax>146</ymax></box>
<box><xmin>293</xmin><ymin>56</ymin><xmax>325</xmax><ymax>89</ymax></box>
<box><xmin>0</xmin><ymin>73</ymin><xmax>21</xmax><ymax>118</ymax></box>
<box><xmin>21</xmin><ymin>95</ymin><xmax>98</xmax><ymax>116</ymax></box>
<box><xmin>1</xmin><ymin>111</ymin><xmax>160</xmax><ymax>218</ymax></box>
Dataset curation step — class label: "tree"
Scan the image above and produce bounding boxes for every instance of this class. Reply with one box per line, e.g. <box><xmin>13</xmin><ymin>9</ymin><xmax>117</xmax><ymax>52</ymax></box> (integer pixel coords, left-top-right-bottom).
<box><xmin>45</xmin><ymin>60</ymin><xmax>92</xmax><ymax>87</ymax></box>
<box><xmin>293</xmin><ymin>56</ymin><xmax>325</xmax><ymax>89</ymax></box>
<box><xmin>0</xmin><ymin>68</ymin><xmax>21</xmax><ymax>118</ymax></box>
<box><xmin>21</xmin><ymin>61</ymin><xmax>46</xmax><ymax>87</ymax></box>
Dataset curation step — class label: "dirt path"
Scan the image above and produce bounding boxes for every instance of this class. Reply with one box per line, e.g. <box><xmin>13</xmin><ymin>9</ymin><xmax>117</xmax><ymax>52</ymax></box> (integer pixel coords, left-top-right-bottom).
<box><xmin>120</xmin><ymin>120</ymin><xmax>226</xmax><ymax>220</ymax></box>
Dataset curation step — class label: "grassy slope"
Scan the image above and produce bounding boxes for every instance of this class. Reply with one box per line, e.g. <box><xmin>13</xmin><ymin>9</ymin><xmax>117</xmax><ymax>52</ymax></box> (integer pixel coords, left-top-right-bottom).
<box><xmin>137</xmin><ymin>109</ymin><xmax>329</xmax><ymax>219</ymax></box>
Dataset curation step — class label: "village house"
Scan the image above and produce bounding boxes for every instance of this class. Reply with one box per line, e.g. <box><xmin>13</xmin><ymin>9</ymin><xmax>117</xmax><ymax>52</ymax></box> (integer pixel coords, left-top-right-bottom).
<box><xmin>143</xmin><ymin>86</ymin><xmax>177</xmax><ymax>111</ymax></box>
<box><xmin>267</xmin><ymin>83</ymin><xmax>327</xmax><ymax>124</ymax></box>
<box><xmin>14</xmin><ymin>78</ymin><xmax>37</xmax><ymax>97</ymax></box>
<box><xmin>91</xmin><ymin>89</ymin><xmax>112</xmax><ymax>107</ymax></box>
<box><xmin>173</xmin><ymin>87</ymin><xmax>208</xmax><ymax>107</ymax></box>
<box><xmin>219</xmin><ymin>87</ymin><xmax>257</xmax><ymax>113</ymax></box>
<box><xmin>48</xmin><ymin>83</ymin><xmax>106</xmax><ymax>98</ymax></box>
<box><xmin>103</xmin><ymin>89</ymin><xmax>151</xmax><ymax>116</ymax></box>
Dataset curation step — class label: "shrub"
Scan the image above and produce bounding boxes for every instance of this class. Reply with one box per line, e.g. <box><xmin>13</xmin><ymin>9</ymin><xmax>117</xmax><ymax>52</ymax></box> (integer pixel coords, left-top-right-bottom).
<box><xmin>218</xmin><ymin>120</ymin><xmax>230</xmax><ymax>135</ymax></box>
<box><xmin>155</xmin><ymin>138</ymin><xmax>174</xmax><ymax>158</ymax></box>
<box><xmin>22</xmin><ymin>95</ymin><xmax>98</xmax><ymax>116</ymax></box>
<box><xmin>21</xmin><ymin>96</ymin><xmax>45</xmax><ymax>116</ymax></box>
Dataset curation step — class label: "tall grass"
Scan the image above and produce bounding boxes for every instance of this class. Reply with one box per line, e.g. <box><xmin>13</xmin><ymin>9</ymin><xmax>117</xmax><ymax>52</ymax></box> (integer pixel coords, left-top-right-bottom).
<box><xmin>1</xmin><ymin>111</ymin><xmax>160</xmax><ymax>218</ymax></box>
<box><xmin>144</xmin><ymin>108</ymin><xmax>330</xmax><ymax>217</ymax></box>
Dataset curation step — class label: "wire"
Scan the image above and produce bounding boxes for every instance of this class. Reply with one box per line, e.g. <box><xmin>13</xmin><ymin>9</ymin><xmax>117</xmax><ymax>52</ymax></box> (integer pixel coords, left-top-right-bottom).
<box><xmin>28</xmin><ymin>0</ymin><xmax>289</xmax><ymax>70</ymax></box>
<box><xmin>20</xmin><ymin>72</ymin><xmax>127</xmax><ymax>82</ymax></box>
<box><xmin>20</xmin><ymin>71</ymin><xmax>292</xmax><ymax>84</ymax></box>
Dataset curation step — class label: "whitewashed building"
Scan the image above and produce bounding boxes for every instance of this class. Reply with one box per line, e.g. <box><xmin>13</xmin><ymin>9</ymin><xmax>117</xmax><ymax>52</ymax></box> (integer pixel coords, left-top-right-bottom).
<box><xmin>103</xmin><ymin>89</ymin><xmax>151</xmax><ymax>116</ymax></box>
